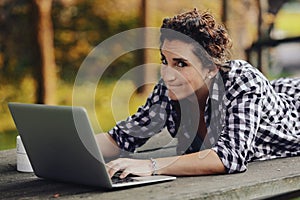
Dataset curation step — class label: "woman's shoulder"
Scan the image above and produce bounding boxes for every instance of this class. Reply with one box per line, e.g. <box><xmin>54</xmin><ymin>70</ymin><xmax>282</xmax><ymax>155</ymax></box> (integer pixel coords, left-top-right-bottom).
<box><xmin>224</xmin><ymin>60</ymin><xmax>267</xmax><ymax>82</ymax></box>
<box><xmin>220</xmin><ymin>60</ymin><xmax>270</xmax><ymax>93</ymax></box>
<box><xmin>227</xmin><ymin>60</ymin><xmax>259</xmax><ymax>74</ymax></box>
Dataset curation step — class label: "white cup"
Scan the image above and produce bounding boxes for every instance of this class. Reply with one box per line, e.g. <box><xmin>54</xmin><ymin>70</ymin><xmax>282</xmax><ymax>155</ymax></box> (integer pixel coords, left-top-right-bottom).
<box><xmin>16</xmin><ymin>135</ymin><xmax>33</xmax><ymax>172</ymax></box>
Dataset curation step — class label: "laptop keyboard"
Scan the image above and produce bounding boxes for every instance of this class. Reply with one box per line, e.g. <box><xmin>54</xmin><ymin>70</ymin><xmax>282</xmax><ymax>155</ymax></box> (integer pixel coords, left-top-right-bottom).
<box><xmin>111</xmin><ymin>172</ymin><xmax>138</xmax><ymax>184</ymax></box>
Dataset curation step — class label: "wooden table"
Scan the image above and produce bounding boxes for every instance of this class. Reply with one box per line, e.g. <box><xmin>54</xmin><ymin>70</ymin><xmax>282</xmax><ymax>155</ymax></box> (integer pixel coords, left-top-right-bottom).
<box><xmin>1</xmin><ymin>149</ymin><xmax>300</xmax><ymax>199</ymax></box>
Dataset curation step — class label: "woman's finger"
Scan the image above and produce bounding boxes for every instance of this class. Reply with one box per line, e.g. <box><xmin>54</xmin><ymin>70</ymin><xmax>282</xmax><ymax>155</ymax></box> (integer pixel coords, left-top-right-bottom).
<box><xmin>107</xmin><ymin>161</ymin><xmax>124</xmax><ymax>178</ymax></box>
<box><xmin>120</xmin><ymin>169</ymin><xmax>131</xmax><ymax>179</ymax></box>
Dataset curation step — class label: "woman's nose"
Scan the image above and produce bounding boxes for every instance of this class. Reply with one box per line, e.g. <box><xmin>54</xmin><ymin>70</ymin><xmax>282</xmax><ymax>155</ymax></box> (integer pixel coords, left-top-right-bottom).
<box><xmin>162</xmin><ymin>66</ymin><xmax>177</xmax><ymax>82</ymax></box>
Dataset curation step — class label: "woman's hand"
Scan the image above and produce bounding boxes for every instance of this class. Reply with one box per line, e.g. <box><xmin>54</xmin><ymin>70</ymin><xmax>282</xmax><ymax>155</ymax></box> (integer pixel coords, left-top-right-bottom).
<box><xmin>106</xmin><ymin>158</ymin><xmax>153</xmax><ymax>179</ymax></box>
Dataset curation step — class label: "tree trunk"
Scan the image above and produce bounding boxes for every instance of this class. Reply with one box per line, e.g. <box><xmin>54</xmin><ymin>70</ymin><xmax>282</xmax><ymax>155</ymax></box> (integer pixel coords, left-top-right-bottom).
<box><xmin>31</xmin><ymin>0</ymin><xmax>57</xmax><ymax>104</ymax></box>
<box><xmin>221</xmin><ymin>0</ymin><xmax>228</xmax><ymax>26</ymax></box>
<box><xmin>137</xmin><ymin>0</ymin><xmax>158</xmax><ymax>94</ymax></box>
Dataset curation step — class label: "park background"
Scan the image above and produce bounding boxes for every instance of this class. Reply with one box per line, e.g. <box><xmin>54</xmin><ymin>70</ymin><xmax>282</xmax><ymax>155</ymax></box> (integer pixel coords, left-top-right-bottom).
<box><xmin>1</xmin><ymin>0</ymin><xmax>300</xmax><ymax>150</ymax></box>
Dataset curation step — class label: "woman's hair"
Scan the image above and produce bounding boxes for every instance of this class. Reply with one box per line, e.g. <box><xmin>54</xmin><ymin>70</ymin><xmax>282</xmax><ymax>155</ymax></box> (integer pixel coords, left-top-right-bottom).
<box><xmin>160</xmin><ymin>8</ymin><xmax>232</xmax><ymax>68</ymax></box>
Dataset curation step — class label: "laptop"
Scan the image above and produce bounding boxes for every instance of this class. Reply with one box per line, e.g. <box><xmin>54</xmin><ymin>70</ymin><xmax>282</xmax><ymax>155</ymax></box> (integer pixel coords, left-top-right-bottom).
<box><xmin>8</xmin><ymin>102</ymin><xmax>176</xmax><ymax>189</ymax></box>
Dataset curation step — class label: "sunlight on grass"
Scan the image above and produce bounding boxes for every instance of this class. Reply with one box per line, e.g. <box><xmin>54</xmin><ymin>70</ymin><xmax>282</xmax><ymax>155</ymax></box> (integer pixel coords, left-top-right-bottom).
<box><xmin>0</xmin><ymin>76</ymin><xmax>35</xmax><ymax>132</ymax></box>
<box><xmin>0</xmin><ymin>130</ymin><xmax>18</xmax><ymax>150</ymax></box>
<box><xmin>275</xmin><ymin>11</ymin><xmax>300</xmax><ymax>37</ymax></box>
<box><xmin>72</xmin><ymin>80</ymin><xmax>151</xmax><ymax>133</ymax></box>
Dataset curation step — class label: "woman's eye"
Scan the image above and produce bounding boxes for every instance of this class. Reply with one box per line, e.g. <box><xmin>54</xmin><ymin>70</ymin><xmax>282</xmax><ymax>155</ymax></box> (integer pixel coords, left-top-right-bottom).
<box><xmin>160</xmin><ymin>57</ymin><xmax>187</xmax><ymax>68</ymax></box>
<box><xmin>161</xmin><ymin>58</ymin><xmax>167</xmax><ymax>65</ymax></box>
<box><xmin>177</xmin><ymin>61</ymin><xmax>187</xmax><ymax>68</ymax></box>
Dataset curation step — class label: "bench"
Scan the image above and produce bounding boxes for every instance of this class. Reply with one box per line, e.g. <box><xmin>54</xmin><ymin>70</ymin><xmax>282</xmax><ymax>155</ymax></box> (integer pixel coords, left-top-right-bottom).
<box><xmin>1</xmin><ymin>143</ymin><xmax>300</xmax><ymax>199</ymax></box>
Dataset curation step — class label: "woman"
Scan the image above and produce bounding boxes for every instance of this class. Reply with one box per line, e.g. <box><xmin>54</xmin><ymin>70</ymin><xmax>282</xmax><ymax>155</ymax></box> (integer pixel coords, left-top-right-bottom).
<box><xmin>97</xmin><ymin>8</ymin><xmax>300</xmax><ymax>179</ymax></box>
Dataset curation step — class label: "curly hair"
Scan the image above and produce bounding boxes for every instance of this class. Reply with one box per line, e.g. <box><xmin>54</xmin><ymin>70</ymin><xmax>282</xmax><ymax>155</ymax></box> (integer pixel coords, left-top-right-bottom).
<box><xmin>160</xmin><ymin>8</ymin><xmax>232</xmax><ymax>68</ymax></box>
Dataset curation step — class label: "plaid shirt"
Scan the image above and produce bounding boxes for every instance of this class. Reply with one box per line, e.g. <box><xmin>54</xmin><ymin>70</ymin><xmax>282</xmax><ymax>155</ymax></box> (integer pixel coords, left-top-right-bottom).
<box><xmin>108</xmin><ymin>60</ymin><xmax>300</xmax><ymax>173</ymax></box>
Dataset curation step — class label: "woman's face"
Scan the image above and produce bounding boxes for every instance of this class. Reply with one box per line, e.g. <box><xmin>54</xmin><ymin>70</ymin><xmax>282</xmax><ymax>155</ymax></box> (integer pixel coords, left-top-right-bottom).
<box><xmin>160</xmin><ymin>39</ymin><xmax>211</xmax><ymax>101</ymax></box>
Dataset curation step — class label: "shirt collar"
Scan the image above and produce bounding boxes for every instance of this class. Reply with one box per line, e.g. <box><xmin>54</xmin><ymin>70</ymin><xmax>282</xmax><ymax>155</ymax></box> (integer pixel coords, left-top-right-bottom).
<box><xmin>207</xmin><ymin>71</ymin><xmax>226</xmax><ymax>103</ymax></box>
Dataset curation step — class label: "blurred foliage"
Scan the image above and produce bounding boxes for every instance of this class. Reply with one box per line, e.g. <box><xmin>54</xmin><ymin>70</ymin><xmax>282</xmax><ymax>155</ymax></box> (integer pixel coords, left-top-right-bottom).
<box><xmin>0</xmin><ymin>0</ymin><xmax>142</xmax><ymax>84</ymax></box>
<box><xmin>51</xmin><ymin>0</ymin><xmax>142</xmax><ymax>82</ymax></box>
<box><xmin>0</xmin><ymin>0</ymin><xmax>34</xmax><ymax>82</ymax></box>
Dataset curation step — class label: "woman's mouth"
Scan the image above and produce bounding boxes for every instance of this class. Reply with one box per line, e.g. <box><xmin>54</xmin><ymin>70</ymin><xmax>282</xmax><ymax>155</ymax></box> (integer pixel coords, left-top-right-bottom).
<box><xmin>167</xmin><ymin>84</ymin><xmax>182</xmax><ymax>89</ymax></box>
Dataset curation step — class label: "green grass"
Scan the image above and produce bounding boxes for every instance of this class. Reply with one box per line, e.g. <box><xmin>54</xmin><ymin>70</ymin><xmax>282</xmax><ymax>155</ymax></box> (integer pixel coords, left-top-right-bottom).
<box><xmin>0</xmin><ymin>130</ymin><xmax>18</xmax><ymax>150</ymax></box>
<box><xmin>0</xmin><ymin>77</ymin><xmax>150</xmax><ymax>150</ymax></box>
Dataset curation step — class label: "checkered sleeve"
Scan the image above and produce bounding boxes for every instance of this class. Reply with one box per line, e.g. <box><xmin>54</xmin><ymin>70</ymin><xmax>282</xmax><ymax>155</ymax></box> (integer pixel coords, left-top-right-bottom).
<box><xmin>212</xmin><ymin>69</ymin><xmax>263</xmax><ymax>173</ymax></box>
<box><xmin>108</xmin><ymin>80</ymin><xmax>170</xmax><ymax>152</ymax></box>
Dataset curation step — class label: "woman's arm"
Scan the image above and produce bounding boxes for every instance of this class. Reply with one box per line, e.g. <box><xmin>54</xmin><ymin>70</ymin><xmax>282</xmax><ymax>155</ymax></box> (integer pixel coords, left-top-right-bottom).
<box><xmin>106</xmin><ymin>149</ymin><xmax>225</xmax><ymax>178</ymax></box>
<box><xmin>157</xmin><ymin>149</ymin><xmax>225</xmax><ymax>176</ymax></box>
<box><xmin>96</xmin><ymin>133</ymin><xmax>120</xmax><ymax>158</ymax></box>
